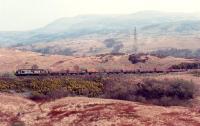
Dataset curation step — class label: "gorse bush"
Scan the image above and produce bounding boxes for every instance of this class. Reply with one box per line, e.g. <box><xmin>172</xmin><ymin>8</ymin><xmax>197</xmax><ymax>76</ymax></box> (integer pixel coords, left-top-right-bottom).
<box><xmin>0</xmin><ymin>77</ymin><xmax>103</xmax><ymax>101</ymax></box>
<box><xmin>0</xmin><ymin>72</ymin><xmax>16</xmax><ymax>78</ymax></box>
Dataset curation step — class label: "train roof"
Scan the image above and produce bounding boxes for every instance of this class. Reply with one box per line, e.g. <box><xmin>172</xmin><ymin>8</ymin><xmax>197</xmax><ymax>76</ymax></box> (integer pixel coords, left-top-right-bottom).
<box><xmin>17</xmin><ymin>69</ymin><xmax>48</xmax><ymax>71</ymax></box>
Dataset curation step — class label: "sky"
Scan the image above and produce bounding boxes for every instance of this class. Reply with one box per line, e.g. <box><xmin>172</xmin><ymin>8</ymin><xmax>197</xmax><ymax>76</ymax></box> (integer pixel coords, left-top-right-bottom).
<box><xmin>0</xmin><ymin>0</ymin><xmax>200</xmax><ymax>31</ymax></box>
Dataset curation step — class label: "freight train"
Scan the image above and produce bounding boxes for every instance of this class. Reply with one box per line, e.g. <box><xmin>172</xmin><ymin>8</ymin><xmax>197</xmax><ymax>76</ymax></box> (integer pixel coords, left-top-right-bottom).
<box><xmin>15</xmin><ymin>68</ymin><xmax>188</xmax><ymax>76</ymax></box>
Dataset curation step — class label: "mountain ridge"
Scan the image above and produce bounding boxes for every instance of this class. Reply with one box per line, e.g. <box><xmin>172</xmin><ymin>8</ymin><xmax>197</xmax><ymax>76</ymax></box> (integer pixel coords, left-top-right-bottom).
<box><xmin>1</xmin><ymin>11</ymin><xmax>200</xmax><ymax>55</ymax></box>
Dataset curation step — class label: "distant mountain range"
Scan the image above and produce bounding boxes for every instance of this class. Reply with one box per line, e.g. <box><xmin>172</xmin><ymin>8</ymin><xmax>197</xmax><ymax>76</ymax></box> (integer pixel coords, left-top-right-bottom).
<box><xmin>1</xmin><ymin>11</ymin><xmax>200</xmax><ymax>55</ymax></box>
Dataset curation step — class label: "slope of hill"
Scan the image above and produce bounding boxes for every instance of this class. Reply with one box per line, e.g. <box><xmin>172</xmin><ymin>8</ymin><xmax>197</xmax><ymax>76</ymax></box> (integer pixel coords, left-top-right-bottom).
<box><xmin>1</xmin><ymin>93</ymin><xmax>200</xmax><ymax>126</ymax></box>
<box><xmin>0</xmin><ymin>11</ymin><xmax>200</xmax><ymax>55</ymax></box>
<box><xmin>0</xmin><ymin>48</ymin><xmax>193</xmax><ymax>73</ymax></box>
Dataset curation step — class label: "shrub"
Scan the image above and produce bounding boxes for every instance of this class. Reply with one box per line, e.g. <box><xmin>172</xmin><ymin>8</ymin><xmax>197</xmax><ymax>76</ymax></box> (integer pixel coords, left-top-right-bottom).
<box><xmin>136</xmin><ymin>79</ymin><xmax>195</xmax><ymax>102</ymax></box>
<box><xmin>128</xmin><ymin>54</ymin><xmax>147</xmax><ymax>64</ymax></box>
<box><xmin>0</xmin><ymin>72</ymin><xmax>16</xmax><ymax>78</ymax></box>
<box><xmin>128</xmin><ymin>54</ymin><xmax>141</xmax><ymax>64</ymax></box>
<box><xmin>0</xmin><ymin>77</ymin><xmax>103</xmax><ymax>100</ymax></box>
<box><xmin>150</xmin><ymin>48</ymin><xmax>200</xmax><ymax>59</ymax></box>
<box><xmin>11</xmin><ymin>121</ymin><xmax>25</xmax><ymax>126</ymax></box>
<box><xmin>31</xmin><ymin>64</ymin><xmax>39</xmax><ymax>69</ymax></box>
<box><xmin>45</xmin><ymin>88</ymin><xmax>70</xmax><ymax>99</ymax></box>
<box><xmin>66</xmin><ymin>79</ymin><xmax>103</xmax><ymax>97</ymax></box>
<box><xmin>170</xmin><ymin>62</ymin><xmax>200</xmax><ymax>70</ymax></box>
<box><xmin>191</xmin><ymin>70</ymin><xmax>200</xmax><ymax>77</ymax></box>
<box><xmin>0</xmin><ymin>76</ymin><xmax>196</xmax><ymax>106</ymax></box>
<box><xmin>29</xmin><ymin>91</ymin><xmax>47</xmax><ymax>101</ymax></box>
<box><xmin>102</xmin><ymin>77</ymin><xmax>137</xmax><ymax>100</ymax></box>
<box><xmin>102</xmin><ymin>77</ymin><xmax>196</xmax><ymax>106</ymax></box>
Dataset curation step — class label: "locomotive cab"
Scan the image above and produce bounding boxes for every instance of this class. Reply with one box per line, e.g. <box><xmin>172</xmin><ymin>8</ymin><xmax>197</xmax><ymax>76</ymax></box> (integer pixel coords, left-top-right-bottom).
<box><xmin>15</xmin><ymin>69</ymin><xmax>49</xmax><ymax>76</ymax></box>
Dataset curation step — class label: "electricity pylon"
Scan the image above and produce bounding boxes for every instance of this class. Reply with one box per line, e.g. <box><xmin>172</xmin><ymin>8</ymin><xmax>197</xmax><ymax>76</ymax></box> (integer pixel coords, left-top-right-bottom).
<box><xmin>129</xmin><ymin>27</ymin><xmax>138</xmax><ymax>53</ymax></box>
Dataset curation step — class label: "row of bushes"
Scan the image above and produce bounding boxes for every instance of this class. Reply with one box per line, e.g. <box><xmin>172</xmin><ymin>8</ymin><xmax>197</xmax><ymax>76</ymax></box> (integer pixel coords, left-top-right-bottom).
<box><xmin>0</xmin><ymin>76</ymin><xmax>197</xmax><ymax>106</ymax></box>
<box><xmin>0</xmin><ymin>77</ymin><xmax>103</xmax><ymax>101</ymax></box>
<box><xmin>102</xmin><ymin>77</ymin><xmax>196</xmax><ymax>106</ymax></box>
<box><xmin>150</xmin><ymin>48</ymin><xmax>200</xmax><ymax>59</ymax></box>
<box><xmin>170</xmin><ymin>62</ymin><xmax>200</xmax><ymax>70</ymax></box>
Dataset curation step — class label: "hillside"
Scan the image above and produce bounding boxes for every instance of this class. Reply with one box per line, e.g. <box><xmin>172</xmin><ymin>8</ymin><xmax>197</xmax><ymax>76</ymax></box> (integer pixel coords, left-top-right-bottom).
<box><xmin>0</xmin><ymin>11</ymin><xmax>200</xmax><ymax>55</ymax></box>
<box><xmin>1</xmin><ymin>93</ymin><xmax>200</xmax><ymax>126</ymax></box>
<box><xmin>0</xmin><ymin>48</ymin><xmax>193</xmax><ymax>73</ymax></box>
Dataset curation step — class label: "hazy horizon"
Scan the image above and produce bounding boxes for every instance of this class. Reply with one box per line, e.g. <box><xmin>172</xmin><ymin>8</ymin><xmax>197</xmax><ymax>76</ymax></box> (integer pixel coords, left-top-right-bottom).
<box><xmin>1</xmin><ymin>0</ymin><xmax>200</xmax><ymax>31</ymax></box>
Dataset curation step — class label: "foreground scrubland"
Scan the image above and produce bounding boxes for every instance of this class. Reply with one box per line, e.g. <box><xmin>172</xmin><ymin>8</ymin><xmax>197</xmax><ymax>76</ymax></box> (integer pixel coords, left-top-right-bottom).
<box><xmin>1</xmin><ymin>72</ymin><xmax>200</xmax><ymax>126</ymax></box>
<box><xmin>0</xmin><ymin>72</ymin><xmax>199</xmax><ymax>106</ymax></box>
